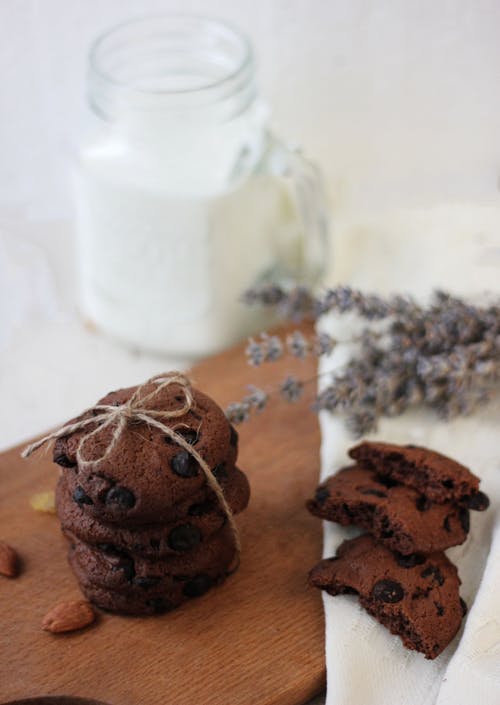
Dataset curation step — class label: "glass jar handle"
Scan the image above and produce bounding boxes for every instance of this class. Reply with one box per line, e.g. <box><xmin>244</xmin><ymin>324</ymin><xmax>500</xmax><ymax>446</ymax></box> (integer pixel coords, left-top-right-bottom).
<box><xmin>259</xmin><ymin>131</ymin><xmax>331</xmax><ymax>286</ymax></box>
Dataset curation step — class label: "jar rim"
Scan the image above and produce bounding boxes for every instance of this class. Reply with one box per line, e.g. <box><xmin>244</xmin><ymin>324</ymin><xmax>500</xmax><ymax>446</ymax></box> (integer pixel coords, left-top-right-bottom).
<box><xmin>89</xmin><ymin>13</ymin><xmax>254</xmax><ymax>97</ymax></box>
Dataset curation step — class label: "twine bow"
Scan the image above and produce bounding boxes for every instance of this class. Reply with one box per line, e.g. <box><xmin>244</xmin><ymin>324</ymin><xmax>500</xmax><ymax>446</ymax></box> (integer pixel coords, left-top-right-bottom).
<box><xmin>22</xmin><ymin>372</ymin><xmax>240</xmax><ymax>553</ymax></box>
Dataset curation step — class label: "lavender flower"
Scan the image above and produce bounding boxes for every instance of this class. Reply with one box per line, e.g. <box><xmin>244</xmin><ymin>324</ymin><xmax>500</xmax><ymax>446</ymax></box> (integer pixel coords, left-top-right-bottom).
<box><xmin>245</xmin><ymin>334</ymin><xmax>284</xmax><ymax>366</ymax></box>
<box><xmin>286</xmin><ymin>331</ymin><xmax>310</xmax><ymax>358</ymax></box>
<box><xmin>225</xmin><ymin>401</ymin><xmax>251</xmax><ymax>425</ymax></box>
<box><xmin>313</xmin><ymin>332</ymin><xmax>336</xmax><ymax>356</ymax></box>
<box><xmin>228</xmin><ymin>285</ymin><xmax>500</xmax><ymax>434</ymax></box>
<box><xmin>261</xmin><ymin>334</ymin><xmax>284</xmax><ymax>362</ymax></box>
<box><xmin>245</xmin><ymin>339</ymin><xmax>265</xmax><ymax>367</ymax></box>
<box><xmin>280</xmin><ymin>376</ymin><xmax>304</xmax><ymax>402</ymax></box>
<box><xmin>243</xmin><ymin>284</ymin><xmax>316</xmax><ymax>320</ymax></box>
<box><xmin>245</xmin><ymin>386</ymin><xmax>269</xmax><ymax>412</ymax></box>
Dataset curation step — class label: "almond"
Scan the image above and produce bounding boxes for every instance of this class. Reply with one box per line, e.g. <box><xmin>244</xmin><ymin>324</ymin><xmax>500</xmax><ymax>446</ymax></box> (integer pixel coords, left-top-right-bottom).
<box><xmin>0</xmin><ymin>541</ymin><xmax>19</xmax><ymax>578</ymax></box>
<box><xmin>42</xmin><ymin>600</ymin><xmax>96</xmax><ymax>633</ymax></box>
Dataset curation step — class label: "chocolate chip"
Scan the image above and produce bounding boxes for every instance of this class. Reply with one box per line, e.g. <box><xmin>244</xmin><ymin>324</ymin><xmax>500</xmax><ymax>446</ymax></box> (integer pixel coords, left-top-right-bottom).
<box><xmin>119</xmin><ymin>559</ymin><xmax>135</xmax><ymax>582</ymax></box>
<box><xmin>188</xmin><ymin>501</ymin><xmax>212</xmax><ymax>516</ymax></box>
<box><xmin>230</xmin><ymin>426</ymin><xmax>239</xmax><ymax>447</ymax></box>
<box><xmin>73</xmin><ymin>486</ymin><xmax>93</xmax><ymax>506</ymax></box>
<box><xmin>458</xmin><ymin>508</ymin><xmax>470</xmax><ymax>533</ymax></box>
<box><xmin>54</xmin><ymin>453</ymin><xmax>77</xmax><ymax>468</ymax></box>
<box><xmin>460</xmin><ymin>597</ymin><xmax>468</xmax><ymax>617</ymax></box>
<box><xmin>396</xmin><ymin>552</ymin><xmax>426</xmax><ymax>568</ymax></box>
<box><xmin>168</xmin><ymin>524</ymin><xmax>201</xmax><ymax>552</ymax></box>
<box><xmin>442</xmin><ymin>479</ymin><xmax>455</xmax><ymax>489</ymax></box>
<box><xmin>170</xmin><ymin>451</ymin><xmax>198</xmax><ymax>478</ymax></box>
<box><xmin>421</xmin><ymin>564</ymin><xmax>444</xmax><ymax>586</ymax></box>
<box><xmin>466</xmin><ymin>491</ymin><xmax>490</xmax><ymax>511</ymax></box>
<box><xmin>357</xmin><ymin>486</ymin><xmax>388</xmax><ymax>498</ymax></box>
<box><xmin>165</xmin><ymin>428</ymin><xmax>198</xmax><ymax>446</ymax></box>
<box><xmin>375</xmin><ymin>475</ymin><xmax>399</xmax><ymax>489</ymax></box>
<box><xmin>105</xmin><ymin>552</ymin><xmax>135</xmax><ymax>581</ymax></box>
<box><xmin>97</xmin><ymin>543</ymin><xmax>119</xmax><ymax>554</ymax></box>
<box><xmin>213</xmin><ymin>463</ymin><xmax>227</xmax><ymax>481</ymax></box>
<box><xmin>183</xmin><ymin>574</ymin><xmax>213</xmax><ymax>598</ymax></box>
<box><xmin>416</xmin><ymin>496</ymin><xmax>432</xmax><ymax>512</ymax></box>
<box><xmin>105</xmin><ymin>486</ymin><xmax>136</xmax><ymax>508</ymax></box>
<box><xmin>133</xmin><ymin>576</ymin><xmax>161</xmax><ymax>589</ymax></box>
<box><xmin>180</xmin><ymin>428</ymin><xmax>198</xmax><ymax>445</ymax></box>
<box><xmin>146</xmin><ymin>597</ymin><xmax>173</xmax><ymax>614</ymax></box>
<box><xmin>342</xmin><ymin>503</ymin><xmax>354</xmax><ymax>518</ymax></box>
<box><xmin>314</xmin><ymin>486</ymin><xmax>329</xmax><ymax>505</ymax></box>
<box><xmin>412</xmin><ymin>586</ymin><xmax>431</xmax><ymax>600</ymax></box>
<box><xmin>149</xmin><ymin>538</ymin><xmax>160</xmax><ymax>550</ymax></box>
<box><xmin>372</xmin><ymin>579</ymin><xmax>404</xmax><ymax>603</ymax></box>
<box><xmin>443</xmin><ymin>515</ymin><xmax>452</xmax><ymax>532</ymax></box>
<box><xmin>434</xmin><ymin>601</ymin><xmax>445</xmax><ymax>616</ymax></box>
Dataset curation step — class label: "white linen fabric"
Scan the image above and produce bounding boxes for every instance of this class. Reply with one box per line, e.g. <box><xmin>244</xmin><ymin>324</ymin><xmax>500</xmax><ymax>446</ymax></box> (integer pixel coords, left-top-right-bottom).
<box><xmin>318</xmin><ymin>204</ymin><xmax>500</xmax><ymax>705</ymax></box>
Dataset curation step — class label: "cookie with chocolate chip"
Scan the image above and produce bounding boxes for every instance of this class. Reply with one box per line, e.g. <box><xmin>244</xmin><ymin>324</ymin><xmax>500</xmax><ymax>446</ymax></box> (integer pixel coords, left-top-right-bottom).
<box><xmin>79</xmin><ymin>574</ymin><xmax>230</xmax><ymax>616</ymax></box>
<box><xmin>309</xmin><ymin>534</ymin><xmax>465</xmax><ymax>659</ymax></box>
<box><xmin>349</xmin><ymin>441</ymin><xmax>489</xmax><ymax>510</ymax></box>
<box><xmin>53</xmin><ymin>381</ymin><xmax>239</xmax><ymax>525</ymax></box>
<box><xmin>307</xmin><ymin>465</ymin><xmax>469</xmax><ymax>555</ymax></box>
<box><xmin>56</xmin><ymin>468</ymin><xmax>249</xmax><ymax>558</ymax></box>
<box><xmin>67</xmin><ymin>523</ymin><xmax>238</xmax><ymax>596</ymax></box>
<box><xmin>51</xmin><ymin>376</ymin><xmax>248</xmax><ymax>616</ymax></box>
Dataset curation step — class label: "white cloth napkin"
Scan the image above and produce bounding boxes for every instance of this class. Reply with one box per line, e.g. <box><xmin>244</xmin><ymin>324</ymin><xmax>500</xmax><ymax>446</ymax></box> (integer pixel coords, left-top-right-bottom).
<box><xmin>318</xmin><ymin>204</ymin><xmax>500</xmax><ymax>705</ymax></box>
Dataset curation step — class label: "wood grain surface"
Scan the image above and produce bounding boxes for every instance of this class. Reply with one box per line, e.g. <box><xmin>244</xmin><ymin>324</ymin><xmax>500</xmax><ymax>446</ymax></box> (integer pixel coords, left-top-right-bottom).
<box><xmin>0</xmin><ymin>324</ymin><xmax>325</xmax><ymax>705</ymax></box>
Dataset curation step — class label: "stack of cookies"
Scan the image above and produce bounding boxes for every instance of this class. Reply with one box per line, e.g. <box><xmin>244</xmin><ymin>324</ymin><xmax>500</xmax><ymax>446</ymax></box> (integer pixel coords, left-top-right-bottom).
<box><xmin>307</xmin><ymin>441</ymin><xmax>489</xmax><ymax>659</ymax></box>
<box><xmin>53</xmin><ymin>380</ymin><xmax>250</xmax><ymax>615</ymax></box>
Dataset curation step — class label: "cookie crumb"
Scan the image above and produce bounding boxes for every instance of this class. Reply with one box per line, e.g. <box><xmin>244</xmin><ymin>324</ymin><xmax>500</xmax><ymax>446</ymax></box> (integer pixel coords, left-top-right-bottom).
<box><xmin>30</xmin><ymin>491</ymin><xmax>56</xmax><ymax>514</ymax></box>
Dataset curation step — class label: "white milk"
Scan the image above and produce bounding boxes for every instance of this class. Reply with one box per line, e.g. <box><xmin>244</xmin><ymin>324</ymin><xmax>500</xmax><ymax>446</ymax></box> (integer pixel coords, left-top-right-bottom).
<box><xmin>76</xmin><ymin>17</ymin><xmax>328</xmax><ymax>356</ymax></box>
<box><xmin>76</xmin><ymin>131</ymin><xmax>305</xmax><ymax>356</ymax></box>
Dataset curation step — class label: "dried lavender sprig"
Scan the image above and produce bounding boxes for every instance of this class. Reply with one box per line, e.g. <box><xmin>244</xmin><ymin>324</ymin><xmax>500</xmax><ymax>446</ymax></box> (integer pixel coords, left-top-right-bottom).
<box><xmin>246</xmin><ymin>330</ymin><xmax>337</xmax><ymax>366</ymax></box>
<box><xmin>246</xmin><ymin>385</ymin><xmax>269</xmax><ymax>412</ymax></box>
<box><xmin>245</xmin><ymin>334</ymin><xmax>284</xmax><ymax>366</ymax></box>
<box><xmin>315</xmin><ymin>287</ymin><xmax>394</xmax><ymax>320</ymax></box>
<box><xmin>225</xmin><ymin>385</ymin><xmax>269</xmax><ymax>424</ymax></box>
<box><xmin>232</xmin><ymin>286</ymin><xmax>500</xmax><ymax>435</ymax></box>
<box><xmin>280</xmin><ymin>376</ymin><xmax>304</xmax><ymax>402</ymax></box>
<box><xmin>243</xmin><ymin>284</ymin><xmax>317</xmax><ymax>321</ymax></box>
<box><xmin>286</xmin><ymin>331</ymin><xmax>310</xmax><ymax>358</ymax></box>
<box><xmin>314</xmin><ymin>332</ymin><xmax>337</xmax><ymax>356</ymax></box>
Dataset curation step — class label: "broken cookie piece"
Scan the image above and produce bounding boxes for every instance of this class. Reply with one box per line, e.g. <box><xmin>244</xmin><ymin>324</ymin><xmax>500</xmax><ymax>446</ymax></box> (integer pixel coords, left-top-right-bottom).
<box><xmin>349</xmin><ymin>441</ymin><xmax>488</xmax><ymax>509</ymax></box>
<box><xmin>309</xmin><ymin>534</ymin><xmax>465</xmax><ymax>659</ymax></box>
<box><xmin>307</xmin><ymin>465</ymin><xmax>469</xmax><ymax>555</ymax></box>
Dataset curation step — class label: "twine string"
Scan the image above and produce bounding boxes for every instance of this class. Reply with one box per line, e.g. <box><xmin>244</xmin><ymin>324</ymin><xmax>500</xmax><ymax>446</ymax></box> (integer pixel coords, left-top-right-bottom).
<box><xmin>22</xmin><ymin>372</ymin><xmax>240</xmax><ymax>553</ymax></box>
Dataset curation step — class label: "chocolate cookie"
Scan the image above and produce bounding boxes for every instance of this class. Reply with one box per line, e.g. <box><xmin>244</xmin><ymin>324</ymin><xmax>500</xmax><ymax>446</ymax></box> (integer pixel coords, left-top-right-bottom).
<box><xmin>67</xmin><ymin>524</ymin><xmax>238</xmax><ymax>596</ymax></box>
<box><xmin>349</xmin><ymin>441</ymin><xmax>488</xmax><ymax>509</ymax></box>
<box><xmin>307</xmin><ymin>465</ymin><xmax>469</xmax><ymax>555</ymax></box>
<box><xmin>79</xmin><ymin>575</ymin><xmax>229</xmax><ymax>616</ymax></box>
<box><xmin>309</xmin><ymin>534</ymin><xmax>465</xmax><ymax>659</ymax></box>
<box><xmin>53</xmin><ymin>382</ymin><xmax>239</xmax><ymax>525</ymax></box>
<box><xmin>57</xmin><ymin>468</ymin><xmax>249</xmax><ymax>558</ymax></box>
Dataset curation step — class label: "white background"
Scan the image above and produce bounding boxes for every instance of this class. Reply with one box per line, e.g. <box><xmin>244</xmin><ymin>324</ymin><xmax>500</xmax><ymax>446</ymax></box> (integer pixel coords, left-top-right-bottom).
<box><xmin>2</xmin><ymin>0</ymin><xmax>500</xmax><ymax>220</ymax></box>
<box><xmin>1</xmin><ymin>0</ymin><xmax>500</xmax><ymax>443</ymax></box>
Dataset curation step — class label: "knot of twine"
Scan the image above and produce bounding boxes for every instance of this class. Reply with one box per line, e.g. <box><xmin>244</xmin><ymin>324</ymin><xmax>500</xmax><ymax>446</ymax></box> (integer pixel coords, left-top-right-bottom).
<box><xmin>22</xmin><ymin>372</ymin><xmax>240</xmax><ymax>553</ymax></box>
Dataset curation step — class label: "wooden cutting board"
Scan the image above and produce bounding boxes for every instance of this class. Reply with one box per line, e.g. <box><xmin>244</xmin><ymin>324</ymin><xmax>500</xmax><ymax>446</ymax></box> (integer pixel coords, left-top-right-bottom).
<box><xmin>0</xmin><ymin>325</ymin><xmax>325</xmax><ymax>705</ymax></box>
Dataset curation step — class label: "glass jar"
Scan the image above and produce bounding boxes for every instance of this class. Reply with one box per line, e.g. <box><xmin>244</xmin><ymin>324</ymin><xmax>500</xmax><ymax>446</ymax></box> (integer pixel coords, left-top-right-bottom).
<box><xmin>75</xmin><ymin>15</ymin><xmax>329</xmax><ymax>357</ymax></box>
